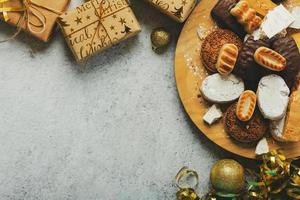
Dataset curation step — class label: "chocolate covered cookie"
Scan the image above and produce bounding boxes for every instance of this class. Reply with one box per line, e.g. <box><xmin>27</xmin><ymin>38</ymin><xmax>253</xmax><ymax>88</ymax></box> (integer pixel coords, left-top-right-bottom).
<box><xmin>272</xmin><ymin>36</ymin><xmax>300</xmax><ymax>89</ymax></box>
<box><xmin>211</xmin><ymin>0</ymin><xmax>246</xmax><ymax>38</ymax></box>
<box><xmin>272</xmin><ymin>0</ymin><xmax>285</xmax><ymax>3</ymax></box>
<box><xmin>287</xmin><ymin>28</ymin><xmax>300</xmax><ymax>36</ymax></box>
<box><xmin>224</xmin><ymin>103</ymin><xmax>269</xmax><ymax>143</ymax></box>
<box><xmin>201</xmin><ymin>29</ymin><xmax>242</xmax><ymax>72</ymax></box>
<box><xmin>234</xmin><ymin>36</ymin><xmax>271</xmax><ymax>82</ymax></box>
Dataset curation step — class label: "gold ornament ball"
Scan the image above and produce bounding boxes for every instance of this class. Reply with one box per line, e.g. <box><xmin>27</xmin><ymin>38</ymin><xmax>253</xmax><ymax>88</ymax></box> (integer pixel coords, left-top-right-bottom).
<box><xmin>210</xmin><ymin>159</ymin><xmax>245</xmax><ymax>194</ymax></box>
<box><xmin>151</xmin><ymin>28</ymin><xmax>171</xmax><ymax>52</ymax></box>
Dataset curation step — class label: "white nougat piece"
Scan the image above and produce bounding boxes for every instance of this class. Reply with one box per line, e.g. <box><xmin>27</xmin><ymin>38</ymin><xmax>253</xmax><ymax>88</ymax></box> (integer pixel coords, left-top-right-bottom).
<box><xmin>270</xmin><ymin>115</ymin><xmax>286</xmax><ymax>141</ymax></box>
<box><xmin>255</xmin><ymin>138</ymin><xmax>269</xmax><ymax>155</ymax></box>
<box><xmin>251</xmin><ymin>28</ymin><xmax>265</xmax><ymax>40</ymax></box>
<box><xmin>203</xmin><ymin>104</ymin><xmax>222</xmax><ymax>125</ymax></box>
<box><xmin>244</xmin><ymin>29</ymin><xmax>263</xmax><ymax>42</ymax></box>
<box><xmin>257</xmin><ymin>74</ymin><xmax>290</xmax><ymax>120</ymax></box>
<box><xmin>290</xmin><ymin>7</ymin><xmax>300</xmax><ymax>29</ymax></box>
<box><xmin>200</xmin><ymin>73</ymin><xmax>245</xmax><ymax>104</ymax></box>
<box><xmin>261</xmin><ymin>5</ymin><xmax>295</xmax><ymax>38</ymax></box>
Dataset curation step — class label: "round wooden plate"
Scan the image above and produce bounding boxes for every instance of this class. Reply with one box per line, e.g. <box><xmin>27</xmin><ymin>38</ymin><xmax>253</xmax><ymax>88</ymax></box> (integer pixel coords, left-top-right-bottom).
<box><xmin>175</xmin><ymin>0</ymin><xmax>300</xmax><ymax>159</ymax></box>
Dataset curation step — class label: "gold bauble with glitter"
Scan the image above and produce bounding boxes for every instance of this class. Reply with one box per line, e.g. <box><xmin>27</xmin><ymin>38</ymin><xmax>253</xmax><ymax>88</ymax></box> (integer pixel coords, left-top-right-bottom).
<box><xmin>151</xmin><ymin>27</ymin><xmax>171</xmax><ymax>52</ymax></box>
<box><xmin>210</xmin><ymin>159</ymin><xmax>245</xmax><ymax>194</ymax></box>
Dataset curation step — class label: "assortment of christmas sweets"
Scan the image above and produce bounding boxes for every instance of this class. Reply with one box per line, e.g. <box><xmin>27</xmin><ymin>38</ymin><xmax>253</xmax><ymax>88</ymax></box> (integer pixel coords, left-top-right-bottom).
<box><xmin>200</xmin><ymin>0</ymin><xmax>300</xmax><ymax>154</ymax></box>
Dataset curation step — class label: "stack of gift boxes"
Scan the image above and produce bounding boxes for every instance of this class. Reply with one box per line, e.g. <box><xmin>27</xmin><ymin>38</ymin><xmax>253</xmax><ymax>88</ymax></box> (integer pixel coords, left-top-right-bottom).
<box><xmin>0</xmin><ymin>0</ymin><xmax>196</xmax><ymax>62</ymax></box>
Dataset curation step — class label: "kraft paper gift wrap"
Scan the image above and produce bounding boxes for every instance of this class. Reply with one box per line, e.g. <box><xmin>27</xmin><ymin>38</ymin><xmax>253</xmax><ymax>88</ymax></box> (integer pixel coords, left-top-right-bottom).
<box><xmin>0</xmin><ymin>0</ymin><xmax>70</xmax><ymax>42</ymax></box>
<box><xmin>58</xmin><ymin>0</ymin><xmax>141</xmax><ymax>62</ymax></box>
<box><xmin>146</xmin><ymin>0</ymin><xmax>196</xmax><ymax>23</ymax></box>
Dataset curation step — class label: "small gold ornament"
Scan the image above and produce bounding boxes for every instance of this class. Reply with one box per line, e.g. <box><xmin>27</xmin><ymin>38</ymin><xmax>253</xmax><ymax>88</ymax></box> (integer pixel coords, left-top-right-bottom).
<box><xmin>210</xmin><ymin>159</ymin><xmax>245</xmax><ymax>196</ymax></box>
<box><xmin>151</xmin><ymin>27</ymin><xmax>171</xmax><ymax>53</ymax></box>
<box><xmin>175</xmin><ymin>167</ymin><xmax>201</xmax><ymax>200</ymax></box>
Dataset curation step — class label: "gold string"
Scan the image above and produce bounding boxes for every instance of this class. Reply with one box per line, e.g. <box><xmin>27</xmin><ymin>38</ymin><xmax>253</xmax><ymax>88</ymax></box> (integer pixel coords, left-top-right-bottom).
<box><xmin>90</xmin><ymin>0</ymin><xmax>113</xmax><ymax>46</ymax></box>
<box><xmin>175</xmin><ymin>166</ymin><xmax>199</xmax><ymax>189</ymax></box>
<box><xmin>76</xmin><ymin>0</ymin><xmax>112</xmax><ymax>64</ymax></box>
<box><xmin>175</xmin><ymin>167</ymin><xmax>200</xmax><ymax>200</ymax></box>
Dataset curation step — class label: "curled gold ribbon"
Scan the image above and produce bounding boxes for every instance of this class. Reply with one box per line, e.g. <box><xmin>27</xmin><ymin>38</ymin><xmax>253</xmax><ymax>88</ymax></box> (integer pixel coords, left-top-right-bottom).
<box><xmin>287</xmin><ymin>167</ymin><xmax>300</xmax><ymax>199</ymax></box>
<box><xmin>261</xmin><ymin>150</ymin><xmax>290</xmax><ymax>195</ymax></box>
<box><xmin>175</xmin><ymin>167</ymin><xmax>200</xmax><ymax>200</ymax></box>
<box><xmin>175</xmin><ymin>166</ymin><xmax>199</xmax><ymax>189</ymax></box>
<box><xmin>247</xmin><ymin>150</ymin><xmax>300</xmax><ymax>199</ymax></box>
<box><xmin>247</xmin><ymin>150</ymin><xmax>290</xmax><ymax>199</ymax></box>
<box><xmin>0</xmin><ymin>0</ymin><xmax>64</xmax><ymax>42</ymax></box>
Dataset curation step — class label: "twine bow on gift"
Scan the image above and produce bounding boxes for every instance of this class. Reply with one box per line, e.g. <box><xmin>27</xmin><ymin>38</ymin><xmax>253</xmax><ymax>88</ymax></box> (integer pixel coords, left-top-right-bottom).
<box><xmin>0</xmin><ymin>0</ymin><xmax>63</xmax><ymax>41</ymax></box>
<box><xmin>89</xmin><ymin>0</ymin><xmax>113</xmax><ymax>47</ymax></box>
<box><xmin>89</xmin><ymin>0</ymin><xmax>132</xmax><ymax>50</ymax></box>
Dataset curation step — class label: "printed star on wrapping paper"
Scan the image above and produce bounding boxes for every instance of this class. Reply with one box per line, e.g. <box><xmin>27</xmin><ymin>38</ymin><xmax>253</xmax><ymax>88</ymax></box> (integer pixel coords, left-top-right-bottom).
<box><xmin>75</xmin><ymin>17</ymin><xmax>82</xmax><ymax>25</ymax></box>
<box><xmin>113</xmin><ymin>14</ymin><xmax>117</xmax><ymax>19</ymax></box>
<box><xmin>110</xmin><ymin>26</ymin><xmax>115</xmax><ymax>30</ymax></box>
<box><xmin>86</xmin><ymin>15</ymin><xmax>90</xmax><ymax>20</ymax></box>
<box><xmin>182</xmin><ymin>0</ymin><xmax>187</xmax><ymax>5</ymax></box>
<box><xmin>119</xmin><ymin>18</ymin><xmax>126</xmax><ymax>25</ymax></box>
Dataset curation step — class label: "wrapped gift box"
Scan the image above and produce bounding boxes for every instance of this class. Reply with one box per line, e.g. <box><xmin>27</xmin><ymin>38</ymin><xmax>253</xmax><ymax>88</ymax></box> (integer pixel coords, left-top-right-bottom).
<box><xmin>0</xmin><ymin>0</ymin><xmax>70</xmax><ymax>42</ymax></box>
<box><xmin>58</xmin><ymin>0</ymin><xmax>141</xmax><ymax>62</ymax></box>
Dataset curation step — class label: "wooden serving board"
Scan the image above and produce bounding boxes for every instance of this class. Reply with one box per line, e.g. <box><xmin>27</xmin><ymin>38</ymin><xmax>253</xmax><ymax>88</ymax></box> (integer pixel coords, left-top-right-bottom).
<box><xmin>174</xmin><ymin>0</ymin><xmax>300</xmax><ymax>159</ymax></box>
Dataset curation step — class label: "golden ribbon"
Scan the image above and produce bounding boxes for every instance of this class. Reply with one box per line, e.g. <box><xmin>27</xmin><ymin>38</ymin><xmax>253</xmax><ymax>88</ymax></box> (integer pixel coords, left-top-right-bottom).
<box><xmin>247</xmin><ymin>150</ymin><xmax>300</xmax><ymax>199</ymax></box>
<box><xmin>287</xmin><ymin>167</ymin><xmax>300</xmax><ymax>199</ymax></box>
<box><xmin>0</xmin><ymin>0</ymin><xmax>64</xmax><ymax>42</ymax></box>
<box><xmin>175</xmin><ymin>167</ymin><xmax>200</xmax><ymax>200</ymax></box>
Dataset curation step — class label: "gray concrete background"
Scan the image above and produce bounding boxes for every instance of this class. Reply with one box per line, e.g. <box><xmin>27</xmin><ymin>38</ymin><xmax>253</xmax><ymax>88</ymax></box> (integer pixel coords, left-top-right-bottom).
<box><xmin>0</xmin><ymin>1</ymin><xmax>253</xmax><ymax>199</ymax></box>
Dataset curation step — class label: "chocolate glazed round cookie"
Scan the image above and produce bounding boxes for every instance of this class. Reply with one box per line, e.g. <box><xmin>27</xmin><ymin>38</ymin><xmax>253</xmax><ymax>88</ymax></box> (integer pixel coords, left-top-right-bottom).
<box><xmin>272</xmin><ymin>36</ymin><xmax>300</xmax><ymax>89</ymax></box>
<box><xmin>201</xmin><ymin>29</ymin><xmax>242</xmax><ymax>73</ymax></box>
<box><xmin>211</xmin><ymin>0</ymin><xmax>246</xmax><ymax>38</ymax></box>
<box><xmin>233</xmin><ymin>36</ymin><xmax>271</xmax><ymax>83</ymax></box>
<box><xmin>224</xmin><ymin>103</ymin><xmax>269</xmax><ymax>143</ymax></box>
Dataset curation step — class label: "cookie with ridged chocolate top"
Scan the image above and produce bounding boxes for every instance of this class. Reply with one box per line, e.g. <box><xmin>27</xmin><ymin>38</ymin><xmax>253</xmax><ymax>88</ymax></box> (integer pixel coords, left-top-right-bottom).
<box><xmin>224</xmin><ymin>103</ymin><xmax>268</xmax><ymax>143</ymax></box>
<box><xmin>211</xmin><ymin>0</ymin><xmax>246</xmax><ymax>38</ymax></box>
<box><xmin>272</xmin><ymin>36</ymin><xmax>300</xmax><ymax>89</ymax></box>
<box><xmin>233</xmin><ymin>36</ymin><xmax>271</xmax><ymax>82</ymax></box>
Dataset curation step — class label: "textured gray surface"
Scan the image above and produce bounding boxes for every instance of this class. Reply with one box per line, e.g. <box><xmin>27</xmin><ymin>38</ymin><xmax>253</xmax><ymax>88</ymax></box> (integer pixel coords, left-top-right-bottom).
<box><xmin>0</xmin><ymin>1</ymin><xmax>249</xmax><ymax>199</ymax></box>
